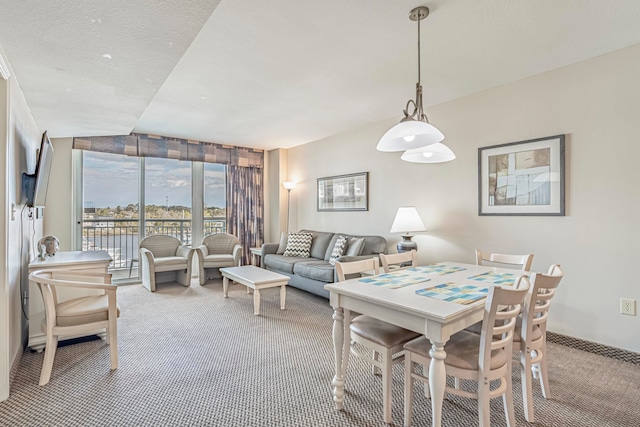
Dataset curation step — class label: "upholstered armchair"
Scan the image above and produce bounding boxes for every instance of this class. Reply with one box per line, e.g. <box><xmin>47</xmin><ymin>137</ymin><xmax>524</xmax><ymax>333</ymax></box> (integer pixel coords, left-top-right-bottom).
<box><xmin>195</xmin><ymin>233</ymin><xmax>242</xmax><ymax>285</ymax></box>
<box><xmin>139</xmin><ymin>235</ymin><xmax>194</xmax><ymax>292</ymax></box>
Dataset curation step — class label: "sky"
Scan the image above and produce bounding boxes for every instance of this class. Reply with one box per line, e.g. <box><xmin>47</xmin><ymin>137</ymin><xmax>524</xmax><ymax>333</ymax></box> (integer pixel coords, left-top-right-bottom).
<box><xmin>83</xmin><ymin>151</ymin><xmax>226</xmax><ymax>209</ymax></box>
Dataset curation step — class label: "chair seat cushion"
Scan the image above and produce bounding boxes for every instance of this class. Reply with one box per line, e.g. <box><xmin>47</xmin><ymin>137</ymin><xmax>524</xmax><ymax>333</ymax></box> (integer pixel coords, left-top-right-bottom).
<box><xmin>55</xmin><ymin>294</ymin><xmax>120</xmax><ymax>327</ymax></box>
<box><xmin>350</xmin><ymin>315</ymin><xmax>420</xmax><ymax>348</ymax></box>
<box><xmin>203</xmin><ymin>254</ymin><xmax>236</xmax><ymax>268</ymax></box>
<box><xmin>293</xmin><ymin>260</ymin><xmax>335</xmax><ymax>283</ymax></box>
<box><xmin>404</xmin><ymin>332</ymin><xmax>508</xmax><ymax>371</ymax></box>
<box><xmin>154</xmin><ymin>256</ymin><xmax>189</xmax><ymax>272</ymax></box>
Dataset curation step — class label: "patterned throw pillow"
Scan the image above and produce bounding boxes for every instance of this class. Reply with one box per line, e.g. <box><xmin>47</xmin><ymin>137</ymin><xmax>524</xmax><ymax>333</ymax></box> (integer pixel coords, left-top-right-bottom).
<box><xmin>329</xmin><ymin>235</ymin><xmax>349</xmax><ymax>265</ymax></box>
<box><xmin>283</xmin><ymin>232</ymin><xmax>313</xmax><ymax>258</ymax></box>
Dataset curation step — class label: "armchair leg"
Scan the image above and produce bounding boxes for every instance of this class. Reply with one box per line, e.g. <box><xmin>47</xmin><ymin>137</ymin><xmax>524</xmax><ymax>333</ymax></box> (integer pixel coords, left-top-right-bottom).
<box><xmin>39</xmin><ymin>335</ymin><xmax>59</xmax><ymax>386</ymax></box>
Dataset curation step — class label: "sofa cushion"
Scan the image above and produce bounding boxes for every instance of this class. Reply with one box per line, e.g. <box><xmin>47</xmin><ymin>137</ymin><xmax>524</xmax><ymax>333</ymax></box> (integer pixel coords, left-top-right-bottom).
<box><xmin>264</xmin><ymin>254</ymin><xmax>307</xmax><ymax>274</ymax></box>
<box><xmin>329</xmin><ymin>235</ymin><xmax>349</xmax><ymax>265</ymax></box>
<box><xmin>276</xmin><ymin>232</ymin><xmax>288</xmax><ymax>255</ymax></box>
<box><xmin>293</xmin><ymin>260</ymin><xmax>335</xmax><ymax>283</ymax></box>
<box><xmin>283</xmin><ymin>232</ymin><xmax>313</xmax><ymax>258</ymax></box>
<box><xmin>345</xmin><ymin>237</ymin><xmax>365</xmax><ymax>256</ymax></box>
<box><xmin>299</xmin><ymin>230</ymin><xmax>335</xmax><ymax>260</ymax></box>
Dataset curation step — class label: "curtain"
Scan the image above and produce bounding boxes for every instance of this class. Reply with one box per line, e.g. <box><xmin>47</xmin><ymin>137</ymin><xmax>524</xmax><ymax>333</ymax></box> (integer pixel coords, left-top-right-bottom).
<box><xmin>227</xmin><ymin>166</ymin><xmax>264</xmax><ymax>265</ymax></box>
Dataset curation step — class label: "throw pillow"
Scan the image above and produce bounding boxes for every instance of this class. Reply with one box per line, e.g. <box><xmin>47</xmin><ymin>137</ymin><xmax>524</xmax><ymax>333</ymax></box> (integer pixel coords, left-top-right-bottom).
<box><xmin>276</xmin><ymin>232</ymin><xmax>288</xmax><ymax>255</ymax></box>
<box><xmin>329</xmin><ymin>235</ymin><xmax>349</xmax><ymax>265</ymax></box>
<box><xmin>283</xmin><ymin>232</ymin><xmax>313</xmax><ymax>258</ymax></box>
<box><xmin>345</xmin><ymin>237</ymin><xmax>365</xmax><ymax>256</ymax></box>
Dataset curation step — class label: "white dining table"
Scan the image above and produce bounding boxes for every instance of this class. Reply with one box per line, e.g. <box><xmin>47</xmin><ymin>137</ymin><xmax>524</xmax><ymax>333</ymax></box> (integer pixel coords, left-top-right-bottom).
<box><xmin>324</xmin><ymin>261</ymin><xmax>526</xmax><ymax>427</ymax></box>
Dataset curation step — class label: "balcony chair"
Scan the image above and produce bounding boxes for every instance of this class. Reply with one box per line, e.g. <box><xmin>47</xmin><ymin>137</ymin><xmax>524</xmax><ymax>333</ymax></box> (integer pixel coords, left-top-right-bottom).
<box><xmin>335</xmin><ymin>258</ymin><xmax>421</xmax><ymax>424</ymax></box>
<box><xmin>404</xmin><ymin>276</ymin><xmax>530</xmax><ymax>427</ymax></box>
<box><xmin>28</xmin><ymin>269</ymin><xmax>120</xmax><ymax>386</ymax></box>
<box><xmin>379</xmin><ymin>250</ymin><xmax>418</xmax><ymax>272</ymax></box>
<box><xmin>475</xmin><ymin>249</ymin><xmax>534</xmax><ymax>271</ymax></box>
<box><xmin>139</xmin><ymin>235</ymin><xmax>194</xmax><ymax>292</ymax></box>
<box><xmin>195</xmin><ymin>233</ymin><xmax>242</xmax><ymax>285</ymax></box>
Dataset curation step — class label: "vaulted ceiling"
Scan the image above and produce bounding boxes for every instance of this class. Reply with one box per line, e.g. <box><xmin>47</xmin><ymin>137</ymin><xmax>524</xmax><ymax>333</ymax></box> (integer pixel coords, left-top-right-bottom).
<box><xmin>2</xmin><ymin>0</ymin><xmax>640</xmax><ymax>150</ymax></box>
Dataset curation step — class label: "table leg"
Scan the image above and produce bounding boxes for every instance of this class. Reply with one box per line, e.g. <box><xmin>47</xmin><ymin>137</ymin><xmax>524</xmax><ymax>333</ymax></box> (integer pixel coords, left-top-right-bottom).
<box><xmin>428</xmin><ymin>340</ymin><xmax>447</xmax><ymax>427</ymax></box>
<box><xmin>332</xmin><ymin>307</ymin><xmax>346</xmax><ymax>410</ymax></box>
<box><xmin>223</xmin><ymin>276</ymin><xmax>229</xmax><ymax>298</ymax></box>
<box><xmin>253</xmin><ymin>289</ymin><xmax>261</xmax><ymax>315</ymax></box>
<box><xmin>280</xmin><ymin>285</ymin><xmax>286</xmax><ymax>310</ymax></box>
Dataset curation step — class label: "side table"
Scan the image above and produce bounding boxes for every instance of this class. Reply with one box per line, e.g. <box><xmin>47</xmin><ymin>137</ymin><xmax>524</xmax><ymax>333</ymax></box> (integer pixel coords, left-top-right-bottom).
<box><xmin>250</xmin><ymin>247</ymin><xmax>262</xmax><ymax>267</ymax></box>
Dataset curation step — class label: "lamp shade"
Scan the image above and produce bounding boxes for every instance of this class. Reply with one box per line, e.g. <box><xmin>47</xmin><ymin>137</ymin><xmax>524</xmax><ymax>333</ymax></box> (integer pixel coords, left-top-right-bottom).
<box><xmin>390</xmin><ymin>207</ymin><xmax>426</xmax><ymax>234</ymax></box>
<box><xmin>377</xmin><ymin>120</ymin><xmax>444</xmax><ymax>152</ymax></box>
<box><xmin>401</xmin><ymin>142</ymin><xmax>456</xmax><ymax>163</ymax></box>
<box><xmin>282</xmin><ymin>181</ymin><xmax>296</xmax><ymax>190</ymax></box>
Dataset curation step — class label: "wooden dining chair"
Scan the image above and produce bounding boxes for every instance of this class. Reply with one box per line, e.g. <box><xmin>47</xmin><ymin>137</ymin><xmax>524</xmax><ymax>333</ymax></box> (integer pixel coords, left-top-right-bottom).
<box><xmin>28</xmin><ymin>269</ymin><xmax>120</xmax><ymax>386</ymax></box>
<box><xmin>404</xmin><ymin>276</ymin><xmax>530</xmax><ymax>427</ymax></box>
<box><xmin>475</xmin><ymin>249</ymin><xmax>534</xmax><ymax>271</ymax></box>
<box><xmin>516</xmin><ymin>264</ymin><xmax>564</xmax><ymax>422</ymax></box>
<box><xmin>335</xmin><ymin>258</ymin><xmax>420</xmax><ymax>424</ymax></box>
<box><xmin>379</xmin><ymin>250</ymin><xmax>417</xmax><ymax>273</ymax></box>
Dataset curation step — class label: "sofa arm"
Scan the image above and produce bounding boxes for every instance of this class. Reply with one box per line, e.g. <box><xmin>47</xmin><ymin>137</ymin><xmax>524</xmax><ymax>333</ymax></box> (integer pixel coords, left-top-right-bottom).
<box><xmin>262</xmin><ymin>243</ymin><xmax>279</xmax><ymax>256</ymax></box>
<box><xmin>194</xmin><ymin>244</ymin><xmax>208</xmax><ymax>258</ymax></box>
<box><xmin>232</xmin><ymin>244</ymin><xmax>243</xmax><ymax>266</ymax></box>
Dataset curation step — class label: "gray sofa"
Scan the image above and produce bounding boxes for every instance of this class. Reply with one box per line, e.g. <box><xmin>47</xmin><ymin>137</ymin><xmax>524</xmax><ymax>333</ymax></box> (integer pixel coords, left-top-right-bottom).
<box><xmin>261</xmin><ymin>229</ymin><xmax>388</xmax><ymax>298</ymax></box>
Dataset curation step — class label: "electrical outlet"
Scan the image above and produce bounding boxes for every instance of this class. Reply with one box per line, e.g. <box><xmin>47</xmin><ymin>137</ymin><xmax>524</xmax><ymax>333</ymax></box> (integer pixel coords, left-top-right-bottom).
<box><xmin>620</xmin><ymin>298</ymin><xmax>636</xmax><ymax>316</ymax></box>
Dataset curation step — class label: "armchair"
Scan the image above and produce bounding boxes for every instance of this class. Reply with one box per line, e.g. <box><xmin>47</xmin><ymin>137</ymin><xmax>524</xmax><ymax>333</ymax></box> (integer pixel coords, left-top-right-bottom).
<box><xmin>195</xmin><ymin>233</ymin><xmax>242</xmax><ymax>285</ymax></box>
<box><xmin>28</xmin><ymin>269</ymin><xmax>119</xmax><ymax>386</ymax></box>
<box><xmin>139</xmin><ymin>235</ymin><xmax>194</xmax><ymax>292</ymax></box>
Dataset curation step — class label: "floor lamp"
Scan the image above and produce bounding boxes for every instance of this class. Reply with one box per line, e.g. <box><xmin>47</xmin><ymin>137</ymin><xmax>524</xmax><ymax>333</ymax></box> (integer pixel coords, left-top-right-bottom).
<box><xmin>283</xmin><ymin>181</ymin><xmax>296</xmax><ymax>233</ymax></box>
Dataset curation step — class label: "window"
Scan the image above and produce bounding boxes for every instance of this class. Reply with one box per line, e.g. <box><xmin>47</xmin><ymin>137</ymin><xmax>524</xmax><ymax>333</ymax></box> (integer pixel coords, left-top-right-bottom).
<box><xmin>79</xmin><ymin>152</ymin><xmax>226</xmax><ymax>281</ymax></box>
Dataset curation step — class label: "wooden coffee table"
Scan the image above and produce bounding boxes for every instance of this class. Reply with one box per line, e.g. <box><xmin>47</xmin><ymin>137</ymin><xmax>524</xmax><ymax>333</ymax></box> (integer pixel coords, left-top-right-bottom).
<box><xmin>219</xmin><ymin>265</ymin><xmax>289</xmax><ymax>315</ymax></box>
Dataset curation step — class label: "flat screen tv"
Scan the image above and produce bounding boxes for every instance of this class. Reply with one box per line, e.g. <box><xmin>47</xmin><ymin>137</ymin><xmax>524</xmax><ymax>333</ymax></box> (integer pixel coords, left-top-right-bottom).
<box><xmin>22</xmin><ymin>131</ymin><xmax>54</xmax><ymax>207</ymax></box>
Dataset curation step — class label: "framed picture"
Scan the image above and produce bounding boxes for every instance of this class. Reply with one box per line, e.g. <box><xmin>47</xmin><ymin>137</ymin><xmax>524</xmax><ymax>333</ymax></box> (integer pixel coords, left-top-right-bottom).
<box><xmin>478</xmin><ymin>135</ymin><xmax>565</xmax><ymax>216</ymax></box>
<box><xmin>317</xmin><ymin>172</ymin><xmax>369</xmax><ymax>211</ymax></box>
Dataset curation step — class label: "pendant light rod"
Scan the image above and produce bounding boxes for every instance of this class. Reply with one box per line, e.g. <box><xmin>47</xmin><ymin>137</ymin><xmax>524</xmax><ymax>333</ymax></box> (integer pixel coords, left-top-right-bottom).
<box><xmin>404</xmin><ymin>6</ymin><xmax>430</xmax><ymax>125</ymax></box>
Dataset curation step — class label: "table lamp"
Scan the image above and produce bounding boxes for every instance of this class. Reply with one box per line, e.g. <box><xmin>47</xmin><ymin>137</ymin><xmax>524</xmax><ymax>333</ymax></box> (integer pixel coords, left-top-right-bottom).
<box><xmin>390</xmin><ymin>206</ymin><xmax>426</xmax><ymax>252</ymax></box>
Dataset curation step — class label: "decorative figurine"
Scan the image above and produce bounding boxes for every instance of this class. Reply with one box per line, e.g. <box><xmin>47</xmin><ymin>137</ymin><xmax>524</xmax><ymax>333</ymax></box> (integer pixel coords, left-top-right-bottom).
<box><xmin>38</xmin><ymin>236</ymin><xmax>60</xmax><ymax>260</ymax></box>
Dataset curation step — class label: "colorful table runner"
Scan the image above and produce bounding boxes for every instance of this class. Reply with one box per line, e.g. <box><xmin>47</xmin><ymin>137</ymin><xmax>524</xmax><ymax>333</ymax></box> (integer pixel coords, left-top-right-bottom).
<box><xmin>415</xmin><ymin>282</ymin><xmax>489</xmax><ymax>305</ymax></box>
<box><xmin>406</xmin><ymin>264</ymin><xmax>467</xmax><ymax>275</ymax></box>
<box><xmin>467</xmin><ymin>271</ymin><xmax>524</xmax><ymax>285</ymax></box>
<box><xmin>358</xmin><ymin>271</ymin><xmax>431</xmax><ymax>289</ymax></box>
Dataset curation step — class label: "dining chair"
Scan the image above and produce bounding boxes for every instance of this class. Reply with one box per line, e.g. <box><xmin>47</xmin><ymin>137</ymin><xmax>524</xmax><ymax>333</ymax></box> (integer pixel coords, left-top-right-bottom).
<box><xmin>516</xmin><ymin>264</ymin><xmax>564</xmax><ymax>422</ymax></box>
<box><xmin>379</xmin><ymin>250</ymin><xmax>417</xmax><ymax>273</ymax></box>
<box><xmin>404</xmin><ymin>276</ymin><xmax>530</xmax><ymax>427</ymax></box>
<box><xmin>28</xmin><ymin>269</ymin><xmax>120</xmax><ymax>386</ymax></box>
<box><xmin>475</xmin><ymin>249</ymin><xmax>534</xmax><ymax>271</ymax></box>
<box><xmin>335</xmin><ymin>258</ymin><xmax>421</xmax><ymax>424</ymax></box>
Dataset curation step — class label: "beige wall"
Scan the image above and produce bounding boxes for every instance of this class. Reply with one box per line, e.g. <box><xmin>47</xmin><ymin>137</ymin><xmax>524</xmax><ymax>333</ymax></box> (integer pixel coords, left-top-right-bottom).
<box><xmin>0</xmin><ymin>60</ymin><xmax>41</xmax><ymax>401</ymax></box>
<box><xmin>286</xmin><ymin>43</ymin><xmax>640</xmax><ymax>352</ymax></box>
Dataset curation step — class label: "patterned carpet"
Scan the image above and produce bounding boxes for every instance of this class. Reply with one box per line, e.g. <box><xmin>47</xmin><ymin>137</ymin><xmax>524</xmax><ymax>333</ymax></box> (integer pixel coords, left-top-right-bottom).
<box><xmin>1</xmin><ymin>279</ymin><xmax>639</xmax><ymax>426</ymax></box>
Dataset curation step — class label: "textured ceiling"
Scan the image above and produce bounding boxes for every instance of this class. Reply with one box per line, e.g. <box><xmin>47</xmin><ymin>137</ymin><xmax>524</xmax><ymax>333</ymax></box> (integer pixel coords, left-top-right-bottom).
<box><xmin>2</xmin><ymin>0</ymin><xmax>640</xmax><ymax>150</ymax></box>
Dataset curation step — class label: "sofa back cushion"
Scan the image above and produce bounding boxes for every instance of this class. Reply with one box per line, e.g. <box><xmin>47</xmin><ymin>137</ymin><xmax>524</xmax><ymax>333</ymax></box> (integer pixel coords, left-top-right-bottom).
<box><xmin>299</xmin><ymin>230</ymin><xmax>335</xmax><ymax>259</ymax></box>
<box><xmin>283</xmin><ymin>232</ymin><xmax>313</xmax><ymax>258</ymax></box>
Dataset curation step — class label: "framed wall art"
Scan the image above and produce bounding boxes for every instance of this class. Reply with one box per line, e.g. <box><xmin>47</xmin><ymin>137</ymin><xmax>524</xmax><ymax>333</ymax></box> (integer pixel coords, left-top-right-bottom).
<box><xmin>317</xmin><ymin>172</ymin><xmax>368</xmax><ymax>211</ymax></box>
<box><xmin>478</xmin><ymin>135</ymin><xmax>565</xmax><ymax>216</ymax></box>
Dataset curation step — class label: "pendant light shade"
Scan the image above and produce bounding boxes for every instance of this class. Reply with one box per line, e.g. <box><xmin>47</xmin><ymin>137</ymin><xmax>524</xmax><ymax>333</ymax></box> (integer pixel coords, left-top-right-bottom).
<box><xmin>377</xmin><ymin>119</ymin><xmax>444</xmax><ymax>152</ymax></box>
<box><xmin>377</xmin><ymin>6</ymin><xmax>447</xmax><ymax>153</ymax></box>
<box><xmin>401</xmin><ymin>142</ymin><xmax>456</xmax><ymax>163</ymax></box>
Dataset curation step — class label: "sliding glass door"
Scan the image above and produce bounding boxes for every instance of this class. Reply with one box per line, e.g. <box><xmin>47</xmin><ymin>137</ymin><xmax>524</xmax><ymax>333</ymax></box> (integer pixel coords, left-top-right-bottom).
<box><xmin>77</xmin><ymin>151</ymin><xmax>225</xmax><ymax>281</ymax></box>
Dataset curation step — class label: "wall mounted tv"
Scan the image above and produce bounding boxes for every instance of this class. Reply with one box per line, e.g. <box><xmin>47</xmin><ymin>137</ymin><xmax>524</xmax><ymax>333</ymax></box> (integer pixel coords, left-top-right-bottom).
<box><xmin>22</xmin><ymin>131</ymin><xmax>54</xmax><ymax>208</ymax></box>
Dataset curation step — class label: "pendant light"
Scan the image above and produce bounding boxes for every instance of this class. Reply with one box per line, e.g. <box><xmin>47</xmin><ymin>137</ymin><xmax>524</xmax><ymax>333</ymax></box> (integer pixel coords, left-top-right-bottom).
<box><xmin>401</xmin><ymin>142</ymin><xmax>456</xmax><ymax>163</ymax></box>
<box><xmin>377</xmin><ymin>6</ymin><xmax>444</xmax><ymax>152</ymax></box>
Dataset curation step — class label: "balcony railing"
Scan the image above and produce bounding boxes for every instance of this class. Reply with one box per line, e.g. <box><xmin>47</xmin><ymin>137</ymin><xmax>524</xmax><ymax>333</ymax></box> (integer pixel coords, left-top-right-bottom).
<box><xmin>82</xmin><ymin>217</ymin><xmax>226</xmax><ymax>269</ymax></box>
